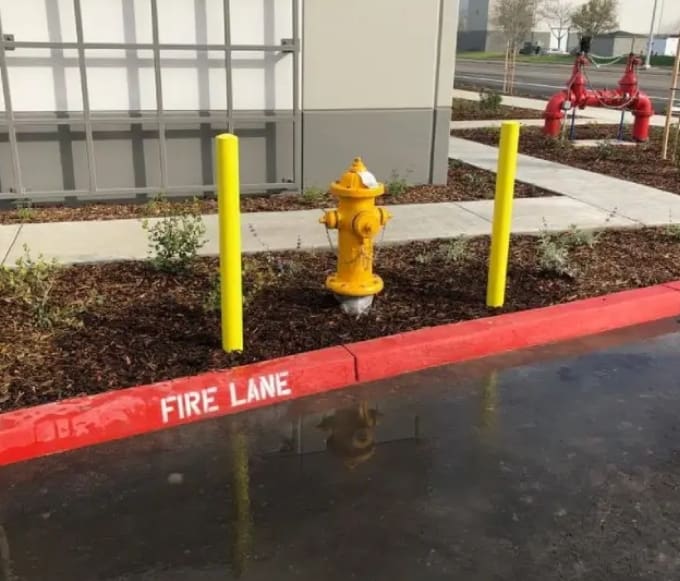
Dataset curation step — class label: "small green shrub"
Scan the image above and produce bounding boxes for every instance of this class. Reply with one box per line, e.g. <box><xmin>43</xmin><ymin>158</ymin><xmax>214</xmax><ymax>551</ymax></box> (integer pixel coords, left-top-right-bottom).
<box><xmin>204</xmin><ymin>274</ymin><xmax>221</xmax><ymax>312</ymax></box>
<box><xmin>301</xmin><ymin>187</ymin><xmax>326</xmax><ymax>205</ymax></box>
<box><xmin>142</xmin><ymin>208</ymin><xmax>206</xmax><ymax>273</ymax></box>
<box><xmin>14</xmin><ymin>199</ymin><xmax>34</xmax><ymax>222</ymax></box>
<box><xmin>386</xmin><ymin>172</ymin><xmax>409</xmax><ymax>197</ymax></box>
<box><xmin>0</xmin><ymin>245</ymin><xmax>62</xmax><ymax>328</ymax></box>
<box><xmin>439</xmin><ymin>237</ymin><xmax>469</xmax><ymax>263</ymax></box>
<box><xmin>414</xmin><ymin>252</ymin><xmax>432</xmax><ymax>265</ymax></box>
<box><xmin>595</xmin><ymin>141</ymin><xmax>616</xmax><ymax>159</ymax></box>
<box><xmin>565</xmin><ymin>224</ymin><xmax>597</xmax><ymax>248</ymax></box>
<box><xmin>478</xmin><ymin>88</ymin><xmax>502</xmax><ymax>112</ymax></box>
<box><xmin>537</xmin><ymin>223</ymin><xmax>574</xmax><ymax>277</ymax></box>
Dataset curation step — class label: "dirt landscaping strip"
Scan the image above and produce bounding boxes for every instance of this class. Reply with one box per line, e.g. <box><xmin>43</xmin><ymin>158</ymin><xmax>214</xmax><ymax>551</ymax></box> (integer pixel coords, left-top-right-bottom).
<box><xmin>0</xmin><ymin>160</ymin><xmax>552</xmax><ymax>225</ymax></box>
<box><xmin>2</xmin><ymin>227</ymin><xmax>680</xmax><ymax>413</ymax></box>
<box><xmin>451</xmin><ymin>98</ymin><xmax>544</xmax><ymax>121</ymax></box>
<box><xmin>454</xmin><ymin>125</ymin><xmax>680</xmax><ymax>196</ymax></box>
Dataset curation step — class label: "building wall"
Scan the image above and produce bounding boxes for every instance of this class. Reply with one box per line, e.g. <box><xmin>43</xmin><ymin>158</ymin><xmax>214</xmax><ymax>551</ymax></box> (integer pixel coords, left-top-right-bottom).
<box><xmin>0</xmin><ymin>0</ymin><xmax>459</xmax><ymax>200</ymax></box>
<box><xmin>301</xmin><ymin>0</ymin><xmax>458</xmax><ymax>188</ymax></box>
<box><xmin>0</xmin><ymin>0</ymin><xmax>298</xmax><ymax>197</ymax></box>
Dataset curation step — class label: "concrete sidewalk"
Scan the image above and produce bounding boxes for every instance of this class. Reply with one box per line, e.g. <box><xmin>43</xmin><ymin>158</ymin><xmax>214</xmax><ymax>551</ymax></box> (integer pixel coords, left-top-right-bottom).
<box><xmin>450</xmin><ymin>136</ymin><xmax>680</xmax><ymax>225</ymax></box>
<box><xmin>0</xmin><ymin>194</ymin><xmax>643</xmax><ymax>266</ymax></box>
<box><xmin>453</xmin><ymin>88</ymin><xmax>671</xmax><ymax>127</ymax></box>
<box><xmin>2</xmin><ymin>134</ymin><xmax>679</xmax><ymax>266</ymax></box>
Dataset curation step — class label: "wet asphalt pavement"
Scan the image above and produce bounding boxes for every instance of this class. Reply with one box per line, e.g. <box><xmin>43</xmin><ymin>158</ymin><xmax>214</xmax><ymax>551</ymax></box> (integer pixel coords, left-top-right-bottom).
<box><xmin>3</xmin><ymin>319</ymin><xmax>680</xmax><ymax>580</ymax></box>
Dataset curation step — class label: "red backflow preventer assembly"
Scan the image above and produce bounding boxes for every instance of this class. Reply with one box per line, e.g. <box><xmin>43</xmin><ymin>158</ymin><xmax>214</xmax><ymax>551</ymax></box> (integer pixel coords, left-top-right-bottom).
<box><xmin>543</xmin><ymin>52</ymin><xmax>653</xmax><ymax>142</ymax></box>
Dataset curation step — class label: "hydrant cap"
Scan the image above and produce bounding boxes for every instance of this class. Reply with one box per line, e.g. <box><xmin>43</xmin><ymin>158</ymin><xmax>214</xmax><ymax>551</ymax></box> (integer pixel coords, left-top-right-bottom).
<box><xmin>329</xmin><ymin>157</ymin><xmax>385</xmax><ymax>199</ymax></box>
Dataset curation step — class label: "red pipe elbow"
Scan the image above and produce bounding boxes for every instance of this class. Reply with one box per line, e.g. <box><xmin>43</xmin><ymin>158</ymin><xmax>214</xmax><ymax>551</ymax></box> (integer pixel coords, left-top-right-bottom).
<box><xmin>631</xmin><ymin>92</ymin><xmax>653</xmax><ymax>142</ymax></box>
<box><xmin>544</xmin><ymin>91</ymin><xmax>568</xmax><ymax>137</ymax></box>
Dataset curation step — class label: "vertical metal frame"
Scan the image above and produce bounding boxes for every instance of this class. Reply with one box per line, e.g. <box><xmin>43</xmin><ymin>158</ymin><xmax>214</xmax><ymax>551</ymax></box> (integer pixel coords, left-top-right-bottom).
<box><xmin>73</xmin><ymin>0</ymin><xmax>97</xmax><ymax>194</ymax></box>
<box><xmin>0</xmin><ymin>0</ymin><xmax>301</xmax><ymax>201</ymax></box>
<box><xmin>0</xmin><ymin>10</ymin><xmax>23</xmax><ymax>195</ymax></box>
<box><xmin>223</xmin><ymin>0</ymin><xmax>235</xmax><ymax>134</ymax></box>
<box><xmin>292</xmin><ymin>0</ymin><xmax>301</xmax><ymax>187</ymax></box>
<box><xmin>150</xmin><ymin>0</ymin><xmax>169</xmax><ymax>193</ymax></box>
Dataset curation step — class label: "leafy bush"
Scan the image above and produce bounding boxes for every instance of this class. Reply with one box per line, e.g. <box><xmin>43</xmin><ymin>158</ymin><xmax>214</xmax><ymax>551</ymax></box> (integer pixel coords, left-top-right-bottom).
<box><xmin>142</xmin><ymin>207</ymin><xmax>206</xmax><ymax>273</ymax></box>
<box><xmin>14</xmin><ymin>199</ymin><xmax>34</xmax><ymax>222</ymax></box>
<box><xmin>0</xmin><ymin>245</ymin><xmax>62</xmax><ymax>328</ymax></box>
<box><xmin>301</xmin><ymin>187</ymin><xmax>326</xmax><ymax>205</ymax></box>
<box><xmin>537</xmin><ymin>223</ymin><xmax>574</xmax><ymax>277</ymax></box>
<box><xmin>386</xmin><ymin>172</ymin><xmax>409</xmax><ymax>197</ymax></box>
<box><xmin>478</xmin><ymin>88</ymin><xmax>502</xmax><ymax>112</ymax></box>
<box><xmin>439</xmin><ymin>237</ymin><xmax>469</xmax><ymax>262</ymax></box>
<box><xmin>565</xmin><ymin>224</ymin><xmax>597</xmax><ymax>248</ymax></box>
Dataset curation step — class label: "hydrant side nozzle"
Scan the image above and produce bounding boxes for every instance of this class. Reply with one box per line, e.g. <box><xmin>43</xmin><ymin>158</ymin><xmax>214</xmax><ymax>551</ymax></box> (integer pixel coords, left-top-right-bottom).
<box><xmin>378</xmin><ymin>207</ymin><xmax>392</xmax><ymax>226</ymax></box>
<box><xmin>320</xmin><ymin>209</ymin><xmax>339</xmax><ymax>229</ymax></box>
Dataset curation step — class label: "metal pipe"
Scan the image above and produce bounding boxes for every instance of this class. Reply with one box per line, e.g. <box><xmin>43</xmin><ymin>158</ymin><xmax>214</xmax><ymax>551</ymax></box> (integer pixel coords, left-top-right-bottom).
<box><xmin>645</xmin><ymin>0</ymin><xmax>660</xmax><ymax>69</ymax></box>
<box><xmin>150</xmin><ymin>0</ymin><xmax>169</xmax><ymax>193</ymax></box>
<box><xmin>223</xmin><ymin>0</ymin><xmax>234</xmax><ymax>133</ymax></box>
<box><xmin>292</xmin><ymin>0</ymin><xmax>301</xmax><ymax>189</ymax></box>
<box><xmin>662</xmin><ymin>31</ymin><xmax>680</xmax><ymax>159</ymax></box>
<box><xmin>1</xmin><ymin>40</ymin><xmax>288</xmax><ymax>52</ymax></box>
<box><xmin>0</xmin><ymin>10</ymin><xmax>23</xmax><ymax>195</ymax></box>
<box><xmin>73</xmin><ymin>0</ymin><xmax>98</xmax><ymax>194</ymax></box>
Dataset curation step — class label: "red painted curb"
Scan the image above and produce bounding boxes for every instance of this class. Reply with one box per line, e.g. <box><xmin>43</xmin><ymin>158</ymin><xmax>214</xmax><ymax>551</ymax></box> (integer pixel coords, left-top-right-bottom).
<box><xmin>0</xmin><ymin>346</ymin><xmax>355</xmax><ymax>467</ymax></box>
<box><xmin>2</xmin><ymin>282</ymin><xmax>680</xmax><ymax>467</ymax></box>
<box><xmin>346</xmin><ymin>284</ymin><xmax>680</xmax><ymax>384</ymax></box>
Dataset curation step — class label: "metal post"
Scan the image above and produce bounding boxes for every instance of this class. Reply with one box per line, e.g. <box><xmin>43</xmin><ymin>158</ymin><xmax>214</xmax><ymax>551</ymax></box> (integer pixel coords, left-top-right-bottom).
<box><xmin>617</xmin><ymin>109</ymin><xmax>626</xmax><ymax>141</ymax></box>
<box><xmin>662</xmin><ymin>32</ymin><xmax>680</xmax><ymax>160</ymax></box>
<box><xmin>0</xmin><ymin>12</ymin><xmax>23</xmax><ymax>196</ymax></box>
<box><xmin>216</xmin><ymin>133</ymin><xmax>243</xmax><ymax>352</ymax></box>
<box><xmin>150</xmin><ymin>0</ymin><xmax>169</xmax><ymax>193</ymax></box>
<box><xmin>487</xmin><ymin>121</ymin><xmax>520</xmax><ymax>309</ymax></box>
<box><xmin>73</xmin><ymin>0</ymin><xmax>98</xmax><ymax>194</ymax></box>
<box><xmin>569</xmin><ymin>106</ymin><xmax>577</xmax><ymax>140</ymax></box>
<box><xmin>223</xmin><ymin>0</ymin><xmax>234</xmax><ymax>133</ymax></box>
<box><xmin>645</xmin><ymin>0</ymin><xmax>660</xmax><ymax>69</ymax></box>
<box><xmin>292</xmin><ymin>0</ymin><xmax>301</xmax><ymax>189</ymax></box>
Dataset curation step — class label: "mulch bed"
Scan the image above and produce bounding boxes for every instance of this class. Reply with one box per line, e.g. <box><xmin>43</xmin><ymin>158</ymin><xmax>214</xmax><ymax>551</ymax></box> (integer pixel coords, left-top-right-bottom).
<box><xmin>0</xmin><ymin>160</ymin><xmax>551</xmax><ymax>225</ymax></box>
<box><xmin>2</xmin><ymin>227</ymin><xmax>680</xmax><ymax>413</ymax></box>
<box><xmin>452</xmin><ymin>98</ymin><xmax>544</xmax><ymax>121</ymax></box>
<box><xmin>454</xmin><ymin>124</ymin><xmax>680</xmax><ymax>195</ymax></box>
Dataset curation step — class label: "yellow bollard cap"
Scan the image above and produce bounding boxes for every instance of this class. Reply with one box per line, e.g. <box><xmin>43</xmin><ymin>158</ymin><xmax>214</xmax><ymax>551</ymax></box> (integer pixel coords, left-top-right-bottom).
<box><xmin>329</xmin><ymin>157</ymin><xmax>385</xmax><ymax>200</ymax></box>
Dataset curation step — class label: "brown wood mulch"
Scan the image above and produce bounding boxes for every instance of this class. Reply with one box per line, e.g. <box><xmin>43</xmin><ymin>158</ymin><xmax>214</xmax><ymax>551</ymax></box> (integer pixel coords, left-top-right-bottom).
<box><xmin>451</xmin><ymin>98</ymin><xmax>544</xmax><ymax>121</ymax></box>
<box><xmin>453</xmin><ymin>125</ymin><xmax>679</xmax><ymax>195</ymax></box>
<box><xmin>2</xmin><ymin>228</ymin><xmax>680</xmax><ymax>413</ymax></box>
<box><xmin>0</xmin><ymin>160</ymin><xmax>551</xmax><ymax>225</ymax></box>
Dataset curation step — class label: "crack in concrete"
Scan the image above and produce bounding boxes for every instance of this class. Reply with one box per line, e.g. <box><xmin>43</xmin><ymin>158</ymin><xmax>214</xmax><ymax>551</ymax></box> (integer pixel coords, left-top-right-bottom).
<box><xmin>1</xmin><ymin>224</ymin><xmax>23</xmax><ymax>266</ymax></box>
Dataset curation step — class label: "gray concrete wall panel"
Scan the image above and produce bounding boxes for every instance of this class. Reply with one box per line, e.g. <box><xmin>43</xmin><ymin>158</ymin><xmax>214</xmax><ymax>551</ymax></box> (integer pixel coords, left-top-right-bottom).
<box><xmin>302</xmin><ymin>109</ymin><xmax>436</xmax><ymax>189</ymax></box>
<box><xmin>302</xmin><ymin>0</ymin><xmax>441</xmax><ymax>110</ymax></box>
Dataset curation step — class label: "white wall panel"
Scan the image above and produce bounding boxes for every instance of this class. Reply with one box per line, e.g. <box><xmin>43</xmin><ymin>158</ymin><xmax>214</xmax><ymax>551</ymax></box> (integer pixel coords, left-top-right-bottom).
<box><xmin>0</xmin><ymin>0</ymin><xmax>294</xmax><ymax>112</ymax></box>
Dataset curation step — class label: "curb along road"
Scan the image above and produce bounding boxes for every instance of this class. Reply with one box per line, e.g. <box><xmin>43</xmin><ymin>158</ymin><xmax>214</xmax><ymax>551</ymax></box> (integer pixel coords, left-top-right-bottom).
<box><xmin>3</xmin><ymin>282</ymin><xmax>680</xmax><ymax>467</ymax></box>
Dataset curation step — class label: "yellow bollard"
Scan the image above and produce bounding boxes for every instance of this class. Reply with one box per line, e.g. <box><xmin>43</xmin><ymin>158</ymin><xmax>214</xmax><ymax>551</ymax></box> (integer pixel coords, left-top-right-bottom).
<box><xmin>486</xmin><ymin>121</ymin><xmax>520</xmax><ymax>308</ymax></box>
<box><xmin>216</xmin><ymin>134</ymin><xmax>243</xmax><ymax>352</ymax></box>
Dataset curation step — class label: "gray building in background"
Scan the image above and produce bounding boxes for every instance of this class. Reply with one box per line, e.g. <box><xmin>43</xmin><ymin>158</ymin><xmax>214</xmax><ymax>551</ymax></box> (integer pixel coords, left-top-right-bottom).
<box><xmin>458</xmin><ymin>0</ymin><xmax>678</xmax><ymax>55</ymax></box>
<box><xmin>0</xmin><ymin>0</ymin><xmax>459</xmax><ymax>204</ymax></box>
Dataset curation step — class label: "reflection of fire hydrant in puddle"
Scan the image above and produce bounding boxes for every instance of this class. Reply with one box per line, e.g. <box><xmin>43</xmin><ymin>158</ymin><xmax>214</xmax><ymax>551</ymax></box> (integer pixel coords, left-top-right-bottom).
<box><xmin>320</xmin><ymin>158</ymin><xmax>392</xmax><ymax>316</ymax></box>
<box><xmin>318</xmin><ymin>402</ymin><xmax>380</xmax><ymax>468</ymax></box>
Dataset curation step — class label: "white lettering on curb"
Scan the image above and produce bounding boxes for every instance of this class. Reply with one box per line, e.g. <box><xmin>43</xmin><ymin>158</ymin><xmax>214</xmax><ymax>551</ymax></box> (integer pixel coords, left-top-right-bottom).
<box><xmin>160</xmin><ymin>372</ymin><xmax>290</xmax><ymax>424</ymax></box>
<box><xmin>160</xmin><ymin>386</ymin><xmax>219</xmax><ymax>424</ymax></box>
<box><xmin>230</xmin><ymin>371</ymin><xmax>290</xmax><ymax>408</ymax></box>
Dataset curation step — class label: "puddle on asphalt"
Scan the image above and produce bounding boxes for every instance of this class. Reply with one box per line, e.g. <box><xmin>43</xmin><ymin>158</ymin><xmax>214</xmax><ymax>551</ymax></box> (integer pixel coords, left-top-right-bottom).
<box><xmin>2</xmin><ymin>320</ymin><xmax>680</xmax><ymax>580</ymax></box>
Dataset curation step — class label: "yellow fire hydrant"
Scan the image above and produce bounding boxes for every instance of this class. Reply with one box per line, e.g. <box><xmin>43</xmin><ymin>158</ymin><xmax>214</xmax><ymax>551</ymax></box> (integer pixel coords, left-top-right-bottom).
<box><xmin>320</xmin><ymin>158</ymin><xmax>391</xmax><ymax>314</ymax></box>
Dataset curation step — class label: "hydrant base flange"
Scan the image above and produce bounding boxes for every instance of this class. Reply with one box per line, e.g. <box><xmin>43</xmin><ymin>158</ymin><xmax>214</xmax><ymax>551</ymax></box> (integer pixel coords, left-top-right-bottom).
<box><xmin>325</xmin><ymin>274</ymin><xmax>384</xmax><ymax>298</ymax></box>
